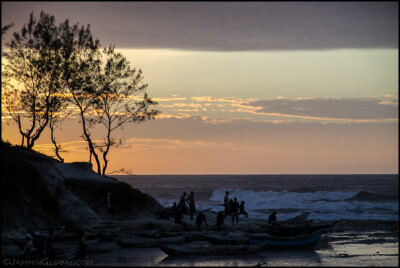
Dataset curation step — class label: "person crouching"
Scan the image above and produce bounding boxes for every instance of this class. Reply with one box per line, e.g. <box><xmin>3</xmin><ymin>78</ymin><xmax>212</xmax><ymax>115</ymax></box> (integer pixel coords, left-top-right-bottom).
<box><xmin>196</xmin><ymin>212</ymin><xmax>208</xmax><ymax>232</ymax></box>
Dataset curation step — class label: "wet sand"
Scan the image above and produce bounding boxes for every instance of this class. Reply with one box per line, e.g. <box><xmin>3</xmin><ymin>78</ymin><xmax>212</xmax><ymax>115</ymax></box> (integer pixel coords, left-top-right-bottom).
<box><xmin>88</xmin><ymin>220</ymin><xmax>398</xmax><ymax>266</ymax></box>
<box><xmin>2</xmin><ymin>213</ymin><xmax>398</xmax><ymax>267</ymax></box>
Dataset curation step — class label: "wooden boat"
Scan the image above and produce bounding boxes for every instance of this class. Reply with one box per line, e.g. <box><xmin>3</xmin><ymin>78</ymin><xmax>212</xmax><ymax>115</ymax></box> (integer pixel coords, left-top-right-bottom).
<box><xmin>247</xmin><ymin>229</ymin><xmax>327</xmax><ymax>250</ymax></box>
<box><xmin>265</xmin><ymin>222</ymin><xmax>335</xmax><ymax>237</ymax></box>
<box><xmin>279</xmin><ymin>212</ymin><xmax>312</xmax><ymax>225</ymax></box>
<box><xmin>199</xmin><ymin>233</ymin><xmax>248</xmax><ymax>244</ymax></box>
<box><xmin>158</xmin><ymin>243</ymin><xmax>265</xmax><ymax>256</ymax></box>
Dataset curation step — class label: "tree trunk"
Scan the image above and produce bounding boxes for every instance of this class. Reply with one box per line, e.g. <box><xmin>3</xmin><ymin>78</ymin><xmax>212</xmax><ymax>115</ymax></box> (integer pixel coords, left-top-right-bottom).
<box><xmin>80</xmin><ymin>112</ymin><xmax>101</xmax><ymax>174</ymax></box>
<box><xmin>50</xmin><ymin>121</ymin><xmax>64</xmax><ymax>162</ymax></box>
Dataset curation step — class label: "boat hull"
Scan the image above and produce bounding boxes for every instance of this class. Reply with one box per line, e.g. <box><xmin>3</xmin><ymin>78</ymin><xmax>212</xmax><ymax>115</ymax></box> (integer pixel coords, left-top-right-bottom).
<box><xmin>265</xmin><ymin>224</ymin><xmax>334</xmax><ymax>237</ymax></box>
<box><xmin>247</xmin><ymin>230</ymin><xmax>324</xmax><ymax>250</ymax></box>
<box><xmin>159</xmin><ymin>243</ymin><xmax>264</xmax><ymax>256</ymax></box>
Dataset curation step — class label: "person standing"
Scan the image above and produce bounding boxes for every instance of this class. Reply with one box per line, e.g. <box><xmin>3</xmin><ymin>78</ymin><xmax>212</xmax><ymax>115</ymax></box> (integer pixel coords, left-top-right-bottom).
<box><xmin>23</xmin><ymin>233</ymin><xmax>34</xmax><ymax>259</ymax></box>
<box><xmin>170</xmin><ymin>202</ymin><xmax>178</xmax><ymax>219</ymax></box>
<box><xmin>75</xmin><ymin>230</ymin><xmax>87</xmax><ymax>260</ymax></box>
<box><xmin>231</xmin><ymin>198</ymin><xmax>240</xmax><ymax>225</ymax></box>
<box><xmin>224</xmin><ymin>191</ymin><xmax>229</xmax><ymax>216</ymax></box>
<box><xmin>174</xmin><ymin>209</ymin><xmax>188</xmax><ymax>230</ymax></box>
<box><xmin>179</xmin><ymin>192</ymin><xmax>187</xmax><ymax>214</ymax></box>
<box><xmin>186</xmin><ymin>191</ymin><xmax>196</xmax><ymax>220</ymax></box>
<box><xmin>228</xmin><ymin>199</ymin><xmax>233</xmax><ymax>215</ymax></box>
<box><xmin>239</xmin><ymin>201</ymin><xmax>249</xmax><ymax>218</ymax></box>
<box><xmin>32</xmin><ymin>231</ymin><xmax>46</xmax><ymax>259</ymax></box>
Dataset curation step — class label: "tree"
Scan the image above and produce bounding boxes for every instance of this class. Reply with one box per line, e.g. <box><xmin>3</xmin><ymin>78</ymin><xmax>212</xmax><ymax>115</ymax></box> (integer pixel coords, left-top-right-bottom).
<box><xmin>94</xmin><ymin>46</ymin><xmax>160</xmax><ymax>175</ymax></box>
<box><xmin>48</xmin><ymin>100</ymin><xmax>69</xmax><ymax>162</ymax></box>
<box><xmin>61</xmin><ymin>44</ymin><xmax>160</xmax><ymax>175</ymax></box>
<box><xmin>2</xmin><ymin>12</ymin><xmax>64</xmax><ymax>148</ymax></box>
<box><xmin>3</xmin><ymin>11</ymin><xmax>160</xmax><ymax>173</ymax></box>
<box><xmin>59</xmin><ymin>23</ymin><xmax>104</xmax><ymax>173</ymax></box>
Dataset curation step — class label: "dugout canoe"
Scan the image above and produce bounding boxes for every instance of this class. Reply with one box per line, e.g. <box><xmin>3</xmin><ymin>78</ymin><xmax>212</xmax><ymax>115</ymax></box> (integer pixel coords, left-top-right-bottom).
<box><xmin>247</xmin><ymin>229</ymin><xmax>328</xmax><ymax>249</ymax></box>
<box><xmin>158</xmin><ymin>242</ymin><xmax>265</xmax><ymax>256</ymax></box>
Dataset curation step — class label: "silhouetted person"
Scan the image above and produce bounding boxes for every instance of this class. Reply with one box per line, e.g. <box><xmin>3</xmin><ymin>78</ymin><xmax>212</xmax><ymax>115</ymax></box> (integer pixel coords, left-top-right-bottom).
<box><xmin>23</xmin><ymin>233</ymin><xmax>34</xmax><ymax>259</ymax></box>
<box><xmin>216</xmin><ymin>211</ymin><xmax>225</xmax><ymax>229</ymax></box>
<box><xmin>268</xmin><ymin>211</ymin><xmax>277</xmax><ymax>226</ymax></box>
<box><xmin>75</xmin><ymin>230</ymin><xmax>87</xmax><ymax>260</ymax></box>
<box><xmin>239</xmin><ymin>201</ymin><xmax>249</xmax><ymax>218</ymax></box>
<box><xmin>174</xmin><ymin>210</ymin><xmax>188</xmax><ymax>230</ymax></box>
<box><xmin>170</xmin><ymin>202</ymin><xmax>178</xmax><ymax>219</ymax></box>
<box><xmin>186</xmin><ymin>191</ymin><xmax>195</xmax><ymax>220</ymax></box>
<box><xmin>196</xmin><ymin>212</ymin><xmax>208</xmax><ymax>232</ymax></box>
<box><xmin>179</xmin><ymin>192</ymin><xmax>187</xmax><ymax>214</ymax></box>
<box><xmin>231</xmin><ymin>198</ymin><xmax>240</xmax><ymax>225</ymax></box>
<box><xmin>32</xmin><ymin>231</ymin><xmax>45</xmax><ymax>259</ymax></box>
<box><xmin>224</xmin><ymin>191</ymin><xmax>229</xmax><ymax>215</ymax></box>
<box><xmin>227</xmin><ymin>199</ymin><xmax>233</xmax><ymax>215</ymax></box>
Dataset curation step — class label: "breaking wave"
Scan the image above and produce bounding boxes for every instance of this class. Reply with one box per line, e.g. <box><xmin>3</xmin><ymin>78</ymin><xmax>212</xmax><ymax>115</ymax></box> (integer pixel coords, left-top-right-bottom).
<box><xmin>204</xmin><ymin>189</ymin><xmax>398</xmax><ymax>221</ymax></box>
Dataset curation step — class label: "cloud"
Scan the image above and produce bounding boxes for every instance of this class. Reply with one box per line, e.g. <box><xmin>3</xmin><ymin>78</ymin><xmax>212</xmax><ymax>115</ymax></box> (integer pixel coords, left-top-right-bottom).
<box><xmin>154</xmin><ymin>95</ymin><xmax>398</xmax><ymax>123</ymax></box>
<box><xmin>3</xmin><ymin>93</ymin><xmax>397</xmax><ymax>125</ymax></box>
<box><xmin>172</xmin><ymin>102</ymin><xmax>203</xmax><ymax>108</ymax></box>
<box><xmin>33</xmin><ymin>136</ymin><xmax>241</xmax><ymax>154</ymax></box>
<box><xmin>5</xmin><ymin>106</ymin><xmax>397</xmax><ymax>174</ymax></box>
<box><xmin>2</xmin><ymin>2</ymin><xmax>397</xmax><ymax>51</ymax></box>
<box><xmin>33</xmin><ymin>140</ymin><xmax>89</xmax><ymax>152</ymax></box>
<box><xmin>245</xmin><ymin>97</ymin><xmax>398</xmax><ymax>122</ymax></box>
<box><xmin>154</xmin><ymin>97</ymin><xmax>188</xmax><ymax>102</ymax></box>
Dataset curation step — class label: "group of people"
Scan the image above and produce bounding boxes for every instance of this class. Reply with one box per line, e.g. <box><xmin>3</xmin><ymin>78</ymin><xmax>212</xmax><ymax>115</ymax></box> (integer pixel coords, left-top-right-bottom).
<box><xmin>167</xmin><ymin>191</ymin><xmax>208</xmax><ymax>232</ymax></box>
<box><xmin>164</xmin><ymin>190</ymin><xmax>277</xmax><ymax>231</ymax></box>
<box><xmin>223</xmin><ymin>191</ymin><xmax>249</xmax><ymax>225</ymax></box>
<box><xmin>21</xmin><ymin>228</ymin><xmax>87</xmax><ymax>261</ymax></box>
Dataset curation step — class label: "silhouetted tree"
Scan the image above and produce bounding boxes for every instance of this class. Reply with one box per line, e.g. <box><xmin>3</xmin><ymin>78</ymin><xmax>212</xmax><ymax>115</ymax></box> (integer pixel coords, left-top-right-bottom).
<box><xmin>59</xmin><ymin>22</ymin><xmax>104</xmax><ymax>173</ymax></box>
<box><xmin>2</xmin><ymin>11</ymin><xmax>160</xmax><ymax>173</ymax></box>
<box><xmin>49</xmin><ymin>105</ymin><xmax>69</xmax><ymax>162</ymax></box>
<box><xmin>2</xmin><ymin>12</ymin><xmax>64</xmax><ymax>148</ymax></box>
<box><xmin>94</xmin><ymin>46</ymin><xmax>160</xmax><ymax>175</ymax></box>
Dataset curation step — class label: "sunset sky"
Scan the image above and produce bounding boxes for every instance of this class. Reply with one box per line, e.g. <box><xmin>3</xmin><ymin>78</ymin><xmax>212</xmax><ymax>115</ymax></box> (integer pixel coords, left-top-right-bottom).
<box><xmin>1</xmin><ymin>2</ymin><xmax>398</xmax><ymax>174</ymax></box>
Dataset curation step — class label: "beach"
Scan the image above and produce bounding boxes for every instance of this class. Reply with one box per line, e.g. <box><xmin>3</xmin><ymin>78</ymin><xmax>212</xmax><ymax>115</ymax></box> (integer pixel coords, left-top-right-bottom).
<box><xmin>2</xmin><ymin>211</ymin><xmax>398</xmax><ymax>266</ymax></box>
<box><xmin>1</xmin><ymin>147</ymin><xmax>398</xmax><ymax>266</ymax></box>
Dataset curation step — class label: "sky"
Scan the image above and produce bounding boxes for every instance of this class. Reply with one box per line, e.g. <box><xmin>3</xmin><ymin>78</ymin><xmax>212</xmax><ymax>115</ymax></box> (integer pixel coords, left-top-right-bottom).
<box><xmin>1</xmin><ymin>2</ymin><xmax>398</xmax><ymax>174</ymax></box>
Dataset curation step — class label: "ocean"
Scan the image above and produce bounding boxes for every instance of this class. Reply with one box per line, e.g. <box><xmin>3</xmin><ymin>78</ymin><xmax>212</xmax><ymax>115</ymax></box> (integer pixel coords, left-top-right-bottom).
<box><xmin>113</xmin><ymin>174</ymin><xmax>398</xmax><ymax>221</ymax></box>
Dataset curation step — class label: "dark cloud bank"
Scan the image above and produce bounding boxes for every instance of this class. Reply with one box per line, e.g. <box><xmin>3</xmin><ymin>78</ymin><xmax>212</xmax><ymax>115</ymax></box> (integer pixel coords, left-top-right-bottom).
<box><xmin>2</xmin><ymin>2</ymin><xmax>398</xmax><ymax>51</ymax></box>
